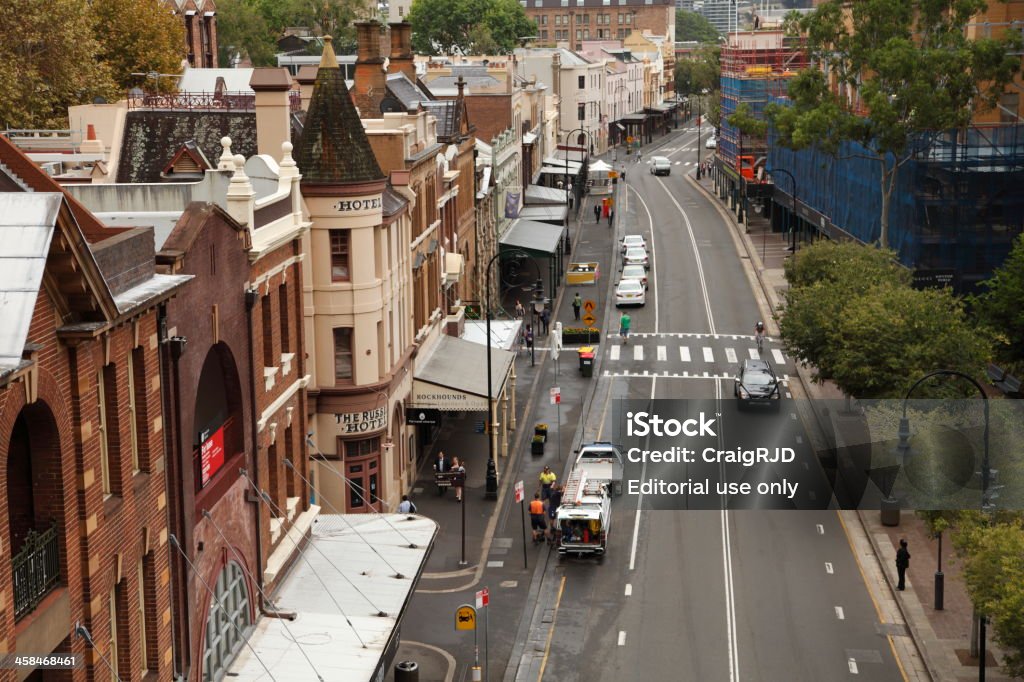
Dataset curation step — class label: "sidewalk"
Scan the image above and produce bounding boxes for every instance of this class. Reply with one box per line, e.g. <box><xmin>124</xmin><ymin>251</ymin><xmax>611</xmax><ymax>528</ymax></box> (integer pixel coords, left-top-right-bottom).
<box><xmin>690</xmin><ymin>170</ymin><xmax>1016</xmax><ymax>681</ymax></box>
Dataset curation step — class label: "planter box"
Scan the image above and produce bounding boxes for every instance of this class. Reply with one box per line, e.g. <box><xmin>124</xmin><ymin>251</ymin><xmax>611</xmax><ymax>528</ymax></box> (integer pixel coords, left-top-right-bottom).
<box><xmin>563</xmin><ymin>329</ymin><xmax>601</xmax><ymax>344</ymax></box>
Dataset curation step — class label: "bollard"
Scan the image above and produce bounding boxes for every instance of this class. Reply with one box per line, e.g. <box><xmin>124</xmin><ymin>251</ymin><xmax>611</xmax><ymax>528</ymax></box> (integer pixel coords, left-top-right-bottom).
<box><xmin>395</xmin><ymin>661</ymin><xmax>419</xmax><ymax>682</ymax></box>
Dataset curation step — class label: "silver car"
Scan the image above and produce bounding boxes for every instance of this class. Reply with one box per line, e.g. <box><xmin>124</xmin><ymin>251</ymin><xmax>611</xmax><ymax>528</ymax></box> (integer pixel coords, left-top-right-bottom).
<box><xmin>621</xmin><ymin>264</ymin><xmax>648</xmax><ymax>288</ymax></box>
<box><xmin>622</xmin><ymin>246</ymin><xmax>649</xmax><ymax>268</ymax></box>
<box><xmin>620</xmin><ymin>234</ymin><xmax>648</xmax><ymax>253</ymax></box>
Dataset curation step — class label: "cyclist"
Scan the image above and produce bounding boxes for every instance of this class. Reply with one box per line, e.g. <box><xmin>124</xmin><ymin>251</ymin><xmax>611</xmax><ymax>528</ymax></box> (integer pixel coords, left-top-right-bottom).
<box><xmin>754</xmin><ymin>321</ymin><xmax>766</xmax><ymax>352</ymax></box>
<box><xmin>620</xmin><ymin>312</ymin><xmax>632</xmax><ymax>344</ymax></box>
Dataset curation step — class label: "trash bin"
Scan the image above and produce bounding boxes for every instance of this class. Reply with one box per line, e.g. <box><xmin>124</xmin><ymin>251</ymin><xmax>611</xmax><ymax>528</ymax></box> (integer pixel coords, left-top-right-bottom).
<box><xmin>395</xmin><ymin>661</ymin><xmax>419</xmax><ymax>682</ymax></box>
<box><xmin>578</xmin><ymin>346</ymin><xmax>595</xmax><ymax>378</ymax></box>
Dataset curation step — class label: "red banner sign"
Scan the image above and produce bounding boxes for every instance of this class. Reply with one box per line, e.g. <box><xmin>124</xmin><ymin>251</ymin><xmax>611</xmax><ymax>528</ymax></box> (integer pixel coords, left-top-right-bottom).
<box><xmin>200</xmin><ymin>425</ymin><xmax>226</xmax><ymax>487</ymax></box>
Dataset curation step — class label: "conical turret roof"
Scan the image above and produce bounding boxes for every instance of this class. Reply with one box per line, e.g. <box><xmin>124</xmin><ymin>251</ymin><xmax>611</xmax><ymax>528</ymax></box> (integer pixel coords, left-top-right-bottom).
<box><xmin>295</xmin><ymin>36</ymin><xmax>385</xmax><ymax>186</ymax></box>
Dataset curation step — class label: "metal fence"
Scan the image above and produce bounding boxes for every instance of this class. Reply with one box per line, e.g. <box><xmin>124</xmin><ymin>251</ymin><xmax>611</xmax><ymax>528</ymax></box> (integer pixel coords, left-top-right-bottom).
<box><xmin>12</xmin><ymin>523</ymin><xmax>60</xmax><ymax>620</ymax></box>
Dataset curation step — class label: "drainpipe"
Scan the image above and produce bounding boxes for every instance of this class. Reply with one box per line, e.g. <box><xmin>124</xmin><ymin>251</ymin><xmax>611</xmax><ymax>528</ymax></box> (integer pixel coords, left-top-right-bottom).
<box><xmin>244</xmin><ymin>288</ymin><xmax>267</xmax><ymax>607</ymax></box>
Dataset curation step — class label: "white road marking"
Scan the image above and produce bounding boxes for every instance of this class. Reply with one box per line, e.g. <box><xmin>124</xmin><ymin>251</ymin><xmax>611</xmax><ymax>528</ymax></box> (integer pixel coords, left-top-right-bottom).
<box><xmin>825</xmin><ymin>562</ymin><xmax>834</xmax><ymax>574</ymax></box>
<box><xmin>627</xmin><ymin>185</ymin><xmax>659</xmax><ymax>334</ymax></box>
<box><xmin>835</xmin><ymin>606</ymin><xmax>845</xmax><ymax>620</ymax></box>
<box><xmin>680</xmin><ymin>346</ymin><xmax>691</xmax><ymax>362</ymax></box>
<box><xmin>796</xmin><ymin>435</ymin><xmax>803</xmax><ymax>444</ymax></box>
<box><xmin>618</xmin><ymin>631</ymin><xmax>627</xmax><ymax>646</ymax></box>
<box><xmin>703</xmin><ymin>346</ymin><xmax>714</xmax><ymax>363</ymax></box>
<box><xmin>748</xmin><ymin>348</ymin><xmax>760</xmax><ymax>359</ymax></box>
<box><xmin>629</xmin><ymin>377</ymin><xmax>657</xmax><ymax>572</ymax></box>
<box><xmin>725</xmin><ymin>347</ymin><xmax>737</xmax><ymax>364</ymax></box>
<box><xmin>657</xmin><ymin>345</ymin><xmax>667</xmax><ymax>361</ymax></box>
<box><xmin>633</xmin><ymin>345</ymin><xmax>644</xmax><ymax>361</ymax></box>
<box><xmin>625</xmin><ymin>584</ymin><xmax>632</xmax><ymax>596</ymax></box>
<box><xmin>816</xmin><ymin>524</ymin><xmax>825</xmax><ymax>535</ymax></box>
<box><xmin>715</xmin><ymin>379</ymin><xmax>740</xmax><ymax>682</ymax></box>
<box><xmin>790</xmin><ymin>412</ymin><xmax>798</xmax><ymax>420</ymax></box>
<box><xmin>772</xmin><ymin>349</ymin><xmax>786</xmax><ymax>364</ymax></box>
<box><xmin>610</xmin><ymin>345</ymin><xmax>620</xmax><ymax>361</ymax></box>
<box><xmin>848</xmin><ymin>659</ymin><xmax>858</xmax><ymax>674</ymax></box>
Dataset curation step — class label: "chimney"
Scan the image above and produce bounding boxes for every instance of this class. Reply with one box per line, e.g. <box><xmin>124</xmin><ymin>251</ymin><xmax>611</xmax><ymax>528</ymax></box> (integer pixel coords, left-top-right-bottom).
<box><xmin>249</xmin><ymin>67</ymin><xmax>293</xmax><ymax>156</ymax></box>
<box><xmin>226</xmin><ymin>154</ymin><xmax>255</xmax><ymax>228</ymax></box>
<box><xmin>388</xmin><ymin>22</ymin><xmax>415</xmax><ymax>81</ymax></box>
<box><xmin>353</xmin><ymin>21</ymin><xmax>387</xmax><ymax>116</ymax></box>
<box><xmin>80</xmin><ymin>123</ymin><xmax>104</xmax><ymax>154</ymax></box>
<box><xmin>456</xmin><ymin>75</ymin><xmax>466</xmax><ymax>100</ymax></box>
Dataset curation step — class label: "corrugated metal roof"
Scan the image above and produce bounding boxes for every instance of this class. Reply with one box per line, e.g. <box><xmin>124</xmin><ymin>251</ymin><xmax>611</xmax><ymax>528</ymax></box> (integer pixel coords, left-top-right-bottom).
<box><xmin>0</xmin><ymin>194</ymin><xmax>60</xmax><ymax>371</ymax></box>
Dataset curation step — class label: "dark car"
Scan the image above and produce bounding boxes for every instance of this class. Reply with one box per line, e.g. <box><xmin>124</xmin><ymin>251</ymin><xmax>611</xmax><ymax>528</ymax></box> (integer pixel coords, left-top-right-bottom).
<box><xmin>734</xmin><ymin>359</ymin><xmax>781</xmax><ymax>410</ymax></box>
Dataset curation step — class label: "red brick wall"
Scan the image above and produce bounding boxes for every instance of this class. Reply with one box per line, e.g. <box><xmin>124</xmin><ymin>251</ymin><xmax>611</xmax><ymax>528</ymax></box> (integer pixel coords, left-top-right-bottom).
<box><xmin>464</xmin><ymin>96</ymin><xmax>513</xmax><ymax>147</ymax></box>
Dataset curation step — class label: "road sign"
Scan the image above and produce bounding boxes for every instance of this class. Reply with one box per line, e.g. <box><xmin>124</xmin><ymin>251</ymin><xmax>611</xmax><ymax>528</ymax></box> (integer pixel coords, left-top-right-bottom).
<box><xmin>627</xmin><ymin>136</ymin><xmax>634</xmax><ymax>144</ymax></box>
<box><xmin>476</xmin><ymin>588</ymin><xmax>490</xmax><ymax>609</ymax></box>
<box><xmin>514</xmin><ymin>480</ymin><xmax>524</xmax><ymax>503</ymax></box>
<box><xmin>550</xmin><ymin>387</ymin><xmax>561</xmax><ymax>405</ymax></box>
<box><xmin>583</xmin><ymin>299</ymin><xmax>596</xmax><ymax>313</ymax></box>
<box><xmin>582</xmin><ymin>312</ymin><xmax>596</xmax><ymax>328</ymax></box>
<box><xmin>456</xmin><ymin>605</ymin><xmax>477</xmax><ymax>630</ymax></box>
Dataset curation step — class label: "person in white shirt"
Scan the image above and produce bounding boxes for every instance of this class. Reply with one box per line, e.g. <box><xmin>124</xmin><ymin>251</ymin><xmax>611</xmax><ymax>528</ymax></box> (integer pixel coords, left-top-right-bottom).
<box><xmin>398</xmin><ymin>495</ymin><xmax>416</xmax><ymax>514</ymax></box>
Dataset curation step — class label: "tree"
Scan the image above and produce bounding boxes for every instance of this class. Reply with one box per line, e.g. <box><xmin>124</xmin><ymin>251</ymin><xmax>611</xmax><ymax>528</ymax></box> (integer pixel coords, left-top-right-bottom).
<box><xmin>675</xmin><ymin>44</ymin><xmax>720</xmax><ymax>98</ymax></box>
<box><xmin>0</xmin><ymin>0</ymin><xmax>118</xmax><ymax>128</ymax></box>
<box><xmin>829</xmin><ymin>284</ymin><xmax>988</xmax><ymax>398</ymax></box>
<box><xmin>972</xmin><ymin>233</ymin><xmax>1024</xmax><ymax>373</ymax></box>
<box><xmin>217</xmin><ymin>0</ymin><xmax>279</xmax><ymax>66</ymax></box>
<box><xmin>961</xmin><ymin>520</ymin><xmax>1024</xmax><ymax>677</ymax></box>
<box><xmin>759</xmin><ymin>0</ymin><xmax>1021</xmax><ymax>248</ymax></box>
<box><xmin>408</xmin><ymin>0</ymin><xmax>536</xmax><ymax>55</ymax></box>
<box><xmin>676</xmin><ymin>10</ymin><xmax>719</xmax><ymax>42</ymax></box>
<box><xmin>784</xmin><ymin>240</ymin><xmax>908</xmax><ymax>289</ymax></box>
<box><xmin>91</xmin><ymin>0</ymin><xmax>185</xmax><ymax>93</ymax></box>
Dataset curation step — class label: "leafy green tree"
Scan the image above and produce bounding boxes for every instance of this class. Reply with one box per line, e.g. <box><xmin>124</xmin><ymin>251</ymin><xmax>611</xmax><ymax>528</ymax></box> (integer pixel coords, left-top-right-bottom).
<box><xmin>758</xmin><ymin>0</ymin><xmax>1021</xmax><ymax>248</ymax></box>
<box><xmin>675</xmin><ymin>44</ymin><xmax>720</xmax><ymax>98</ymax></box>
<box><xmin>829</xmin><ymin>284</ymin><xmax>988</xmax><ymax>398</ymax></box>
<box><xmin>961</xmin><ymin>519</ymin><xmax>1024</xmax><ymax>677</ymax></box>
<box><xmin>408</xmin><ymin>0</ymin><xmax>536</xmax><ymax>55</ymax></box>
<box><xmin>676</xmin><ymin>10</ymin><xmax>719</xmax><ymax>42</ymax></box>
<box><xmin>972</xmin><ymin>233</ymin><xmax>1024</xmax><ymax>372</ymax></box>
<box><xmin>91</xmin><ymin>0</ymin><xmax>185</xmax><ymax>92</ymax></box>
<box><xmin>217</xmin><ymin>0</ymin><xmax>279</xmax><ymax>66</ymax></box>
<box><xmin>784</xmin><ymin>240</ymin><xmax>908</xmax><ymax>289</ymax></box>
<box><xmin>0</xmin><ymin>0</ymin><xmax>118</xmax><ymax>128</ymax></box>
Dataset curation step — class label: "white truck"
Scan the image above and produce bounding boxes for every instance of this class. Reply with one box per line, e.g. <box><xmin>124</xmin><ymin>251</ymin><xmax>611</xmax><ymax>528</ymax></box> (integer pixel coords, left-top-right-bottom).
<box><xmin>556</xmin><ymin>469</ymin><xmax>611</xmax><ymax>558</ymax></box>
<box><xmin>574</xmin><ymin>441</ymin><xmax>624</xmax><ymax>497</ymax></box>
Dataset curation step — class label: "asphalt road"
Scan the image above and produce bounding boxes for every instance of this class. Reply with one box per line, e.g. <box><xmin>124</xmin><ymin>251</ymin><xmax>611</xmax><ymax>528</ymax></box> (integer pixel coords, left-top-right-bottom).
<box><xmin>539</xmin><ymin>128</ymin><xmax>906</xmax><ymax>682</ymax></box>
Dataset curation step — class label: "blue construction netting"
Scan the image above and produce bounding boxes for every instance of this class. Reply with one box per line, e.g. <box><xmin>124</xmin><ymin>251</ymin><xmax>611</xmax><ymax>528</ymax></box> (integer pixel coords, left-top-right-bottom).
<box><xmin>766</xmin><ymin>112</ymin><xmax>1024</xmax><ymax>288</ymax></box>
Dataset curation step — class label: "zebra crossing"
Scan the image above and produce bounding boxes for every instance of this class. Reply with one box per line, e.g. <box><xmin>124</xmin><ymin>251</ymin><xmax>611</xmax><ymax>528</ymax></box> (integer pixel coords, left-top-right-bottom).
<box><xmin>597</xmin><ymin>334</ymin><xmax>792</xmax><ymax>383</ymax></box>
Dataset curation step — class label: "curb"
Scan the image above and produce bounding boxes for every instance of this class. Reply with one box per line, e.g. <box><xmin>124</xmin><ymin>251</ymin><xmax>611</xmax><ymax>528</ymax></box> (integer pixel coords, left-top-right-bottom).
<box><xmin>686</xmin><ymin>171</ymin><xmax>939</xmax><ymax>682</ymax></box>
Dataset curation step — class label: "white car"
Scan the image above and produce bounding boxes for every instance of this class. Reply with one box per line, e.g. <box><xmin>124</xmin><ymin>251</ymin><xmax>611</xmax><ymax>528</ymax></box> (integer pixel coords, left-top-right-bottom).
<box><xmin>622</xmin><ymin>246</ymin><xmax>649</xmax><ymax>268</ymax></box>
<box><xmin>705</xmin><ymin>136</ymin><xmax>717</xmax><ymax>149</ymax></box>
<box><xmin>615</xmin><ymin>279</ymin><xmax>646</xmax><ymax>307</ymax></box>
<box><xmin>620</xmin><ymin>234</ymin><xmax>648</xmax><ymax>254</ymax></box>
<box><xmin>621</xmin><ymin>264</ymin><xmax>648</xmax><ymax>288</ymax></box>
<box><xmin>649</xmin><ymin>156</ymin><xmax>671</xmax><ymax>176</ymax></box>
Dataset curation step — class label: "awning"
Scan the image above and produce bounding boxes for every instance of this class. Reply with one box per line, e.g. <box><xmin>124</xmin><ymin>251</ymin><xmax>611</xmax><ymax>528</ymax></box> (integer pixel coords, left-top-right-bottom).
<box><xmin>621</xmin><ymin>113</ymin><xmax>648</xmax><ymax>123</ymax></box>
<box><xmin>646</xmin><ymin>103</ymin><xmax>675</xmax><ymax>114</ymax></box>
<box><xmin>589</xmin><ymin>159</ymin><xmax>613</xmax><ymax>172</ymax></box>
<box><xmin>524</xmin><ymin>185</ymin><xmax>568</xmax><ymax>205</ymax></box>
<box><xmin>499</xmin><ymin>218</ymin><xmax>565</xmax><ymax>255</ymax></box>
<box><xmin>523</xmin><ymin>132</ymin><xmax>538</xmax><ymax>145</ymax></box>
<box><xmin>228</xmin><ymin>514</ymin><xmax>437</xmax><ymax>681</ymax></box>
<box><xmin>411</xmin><ymin>336</ymin><xmax>515</xmax><ymax>411</ymax></box>
<box><xmin>520</xmin><ymin>205</ymin><xmax>568</xmax><ymax>224</ymax></box>
<box><xmin>463</xmin><ymin>320</ymin><xmax>522</xmax><ymax>351</ymax></box>
<box><xmin>542</xmin><ymin>157</ymin><xmax>583</xmax><ymax>171</ymax></box>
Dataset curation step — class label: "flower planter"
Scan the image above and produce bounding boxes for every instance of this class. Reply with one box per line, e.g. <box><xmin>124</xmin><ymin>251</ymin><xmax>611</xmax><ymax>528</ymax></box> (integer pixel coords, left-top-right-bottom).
<box><xmin>562</xmin><ymin>328</ymin><xmax>601</xmax><ymax>344</ymax></box>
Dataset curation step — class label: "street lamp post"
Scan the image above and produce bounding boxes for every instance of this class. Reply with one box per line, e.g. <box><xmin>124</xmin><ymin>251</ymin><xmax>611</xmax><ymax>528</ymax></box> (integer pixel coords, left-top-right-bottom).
<box><xmin>564</xmin><ymin>128</ymin><xmax>593</xmax><ymax>217</ymax></box>
<box><xmin>613</xmin><ymin>82</ymin><xmax>628</xmax><ymax>162</ymax></box>
<box><xmin>695</xmin><ymin>88</ymin><xmax>709</xmax><ymax>179</ymax></box>
<box><xmin>766</xmin><ymin>166</ymin><xmax>797</xmax><ymax>254</ymax></box>
<box><xmin>897</xmin><ymin>369</ymin><xmax>993</xmax><ymax>674</ymax></box>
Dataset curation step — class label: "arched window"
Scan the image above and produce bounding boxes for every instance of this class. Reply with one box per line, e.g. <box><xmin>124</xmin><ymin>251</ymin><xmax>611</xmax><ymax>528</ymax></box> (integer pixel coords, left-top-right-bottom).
<box><xmin>202</xmin><ymin>561</ymin><xmax>251</xmax><ymax>680</ymax></box>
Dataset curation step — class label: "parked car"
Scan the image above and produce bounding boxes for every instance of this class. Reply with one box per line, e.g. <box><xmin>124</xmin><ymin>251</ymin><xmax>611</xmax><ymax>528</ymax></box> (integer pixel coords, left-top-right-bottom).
<box><xmin>622</xmin><ymin>246</ymin><xmax>649</xmax><ymax>268</ymax></box>
<box><xmin>615</xmin><ymin>279</ymin><xmax>646</xmax><ymax>307</ymax></box>
<box><xmin>621</xmin><ymin>264</ymin><xmax>648</xmax><ymax>288</ymax></box>
<box><xmin>620</xmin><ymin>234</ymin><xmax>648</xmax><ymax>253</ymax></box>
<box><xmin>705</xmin><ymin>136</ymin><xmax>717</xmax><ymax>149</ymax></box>
<box><xmin>649</xmin><ymin>156</ymin><xmax>671</xmax><ymax>176</ymax></box>
<box><xmin>733</xmin><ymin>359</ymin><xmax>781</xmax><ymax>410</ymax></box>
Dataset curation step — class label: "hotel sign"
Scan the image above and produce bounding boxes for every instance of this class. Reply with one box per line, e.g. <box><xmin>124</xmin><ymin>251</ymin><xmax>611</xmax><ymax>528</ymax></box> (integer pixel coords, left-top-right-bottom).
<box><xmin>411</xmin><ymin>380</ymin><xmax>487</xmax><ymax>411</ymax></box>
<box><xmin>334</xmin><ymin>406</ymin><xmax>387</xmax><ymax>434</ymax></box>
<box><xmin>334</xmin><ymin>197</ymin><xmax>382</xmax><ymax>212</ymax></box>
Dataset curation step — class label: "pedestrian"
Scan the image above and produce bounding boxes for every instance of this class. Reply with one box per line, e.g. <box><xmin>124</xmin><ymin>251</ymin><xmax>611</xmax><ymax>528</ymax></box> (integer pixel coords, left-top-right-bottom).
<box><xmin>572</xmin><ymin>293</ymin><xmax>582</xmax><ymax>321</ymax></box>
<box><xmin>896</xmin><ymin>539</ymin><xmax>910</xmax><ymax>591</ymax></box>
<box><xmin>547</xmin><ymin>484</ymin><xmax>563</xmax><ymax>544</ymax></box>
<box><xmin>621</xmin><ymin>167</ymin><xmax>626</xmax><ymax>182</ymax></box>
<box><xmin>451</xmin><ymin>456</ymin><xmax>466</xmax><ymax>502</ymax></box>
<box><xmin>397</xmin><ymin>495</ymin><xmax>417</xmax><ymax>514</ymax></box>
<box><xmin>607</xmin><ymin>209</ymin><xmax>614</xmax><ymax>228</ymax></box>
<box><xmin>619</xmin><ymin>311</ymin><xmax>631</xmax><ymax>344</ymax></box>
<box><xmin>540</xmin><ymin>308</ymin><xmax>551</xmax><ymax>335</ymax></box>
<box><xmin>434</xmin><ymin>451</ymin><xmax>451</xmax><ymax>495</ymax></box>
<box><xmin>539</xmin><ymin>466</ymin><xmax>557</xmax><ymax>501</ymax></box>
<box><xmin>594</xmin><ymin>204</ymin><xmax>601</xmax><ymax>223</ymax></box>
<box><xmin>529</xmin><ymin>493</ymin><xmax>546</xmax><ymax>543</ymax></box>
<box><xmin>524</xmin><ymin>325</ymin><xmax>534</xmax><ymax>354</ymax></box>
<box><xmin>514</xmin><ymin>299</ymin><xmax>525</xmax><ymax>319</ymax></box>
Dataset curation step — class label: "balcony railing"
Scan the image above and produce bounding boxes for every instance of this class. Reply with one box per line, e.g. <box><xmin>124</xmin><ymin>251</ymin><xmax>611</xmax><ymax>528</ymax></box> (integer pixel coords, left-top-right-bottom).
<box><xmin>12</xmin><ymin>523</ymin><xmax>60</xmax><ymax>620</ymax></box>
<box><xmin>127</xmin><ymin>90</ymin><xmax>303</xmax><ymax>113</ymax></box>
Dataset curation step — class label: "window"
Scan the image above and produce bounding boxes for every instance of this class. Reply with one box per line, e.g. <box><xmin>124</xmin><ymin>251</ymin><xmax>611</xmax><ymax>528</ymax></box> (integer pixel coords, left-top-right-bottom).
<box><xmin>127</xmin><ymin>349</ymin><xmax>142</xmax><ymax>473</ymax></box>
<box><xmin>580</xmin><ymin>13</ymin><xmax>588</xmax><ymax>23</ymax></box>
<box><xmin>578</xmin><ymin>103</ymin><xmax>586</xmax><ymax>120</ymax></box>
<box><xmin>330</xmin><ymin>229</ymin><xmax>350</xmax><ymax>281</ymax></box>
<box><xmin>137</xmin><ymin>560</ymin><xmax>148</xmax><ymax>673</ymax></box>
<box><xmin>345</xmin><ymin>437</ymin><xmax>381</xmax><ymax>458</ymax></box>
<box><xmin>576</xmin><ymin>28</ymin><xmax>582</xmax><ymax>40</ymax></box>
<box><xmin>584</xmin><ymin>28</ymin><xmax>589</xmax><ymax>38</ymax></box>
<box><xmin>1000</xmin><ymin>92</ymin><xmax>1020</xmax><ymax>124</ymax></box>
<box><xmin>261</xmin><ymin>295</ymin><xmax>273</xmax><ymax>368</ymax></box>
<box><xmin>98</xmin><ymin>366</ymin><xmax>118</xmax><ymax>497</ymax></box>
<box><xmin>202</xmin><ymin>562</ymin><xmax>251</xmax><ymax>681</ymax></box>
<box><xmin>278</xmin><ymin>284</ymin><xmax>290</xmax><ymax>354</ymax></box>
<box><xmin>578</xmin><ymin>75</ymin><xmax>585</xmax><ymax>89</ymax></box>
<box><xmin>542</xmin><ymin>30</ymin><xmax>548</xmax><ymax>39</ymax></box>
<box><xmin>109</xmin><ymin>585</ymin><xmax>119</xmax><ymax>681</ymax></box>
<box><xmin>540</xmin><ymin>14</ymin><xmax>547</xmax><ymax>24</ymax></box>
<box><xmin>333</xmin><ymin>328</ymin><xmax>353</xmax><ymax>382</ymax></box>
<box><xmin>555</xmin><ymin>14</ymin><xmax>561</xmax><ymax>24</ymax></box>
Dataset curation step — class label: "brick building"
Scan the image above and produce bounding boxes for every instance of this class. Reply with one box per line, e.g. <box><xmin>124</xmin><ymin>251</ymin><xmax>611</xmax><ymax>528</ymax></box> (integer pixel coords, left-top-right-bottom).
<box><xmin>525</xmin><ymin>0</ymin><xmax>676</xmax><ymax>51</ymax></box>
<box><xmin>0</xmin><ymin>134</ymin><xmax>190</xmax><ymax>679</ymax></box>
<box><xmin>169</xmin><ymin>0</ymin><xmax>219</xmax><ymax>68</ymax></box>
